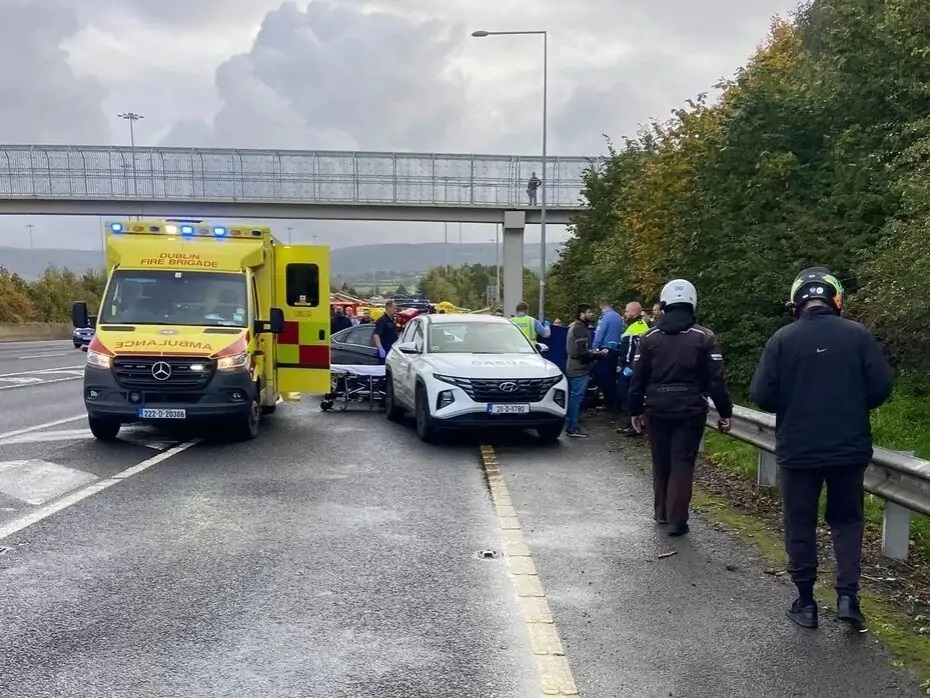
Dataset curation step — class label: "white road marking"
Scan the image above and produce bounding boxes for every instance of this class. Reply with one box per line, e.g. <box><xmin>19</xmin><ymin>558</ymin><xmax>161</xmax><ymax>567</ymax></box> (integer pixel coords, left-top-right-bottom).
<box><xmin>16</xmin><ymin>352</ymin><xmax>71</xmax><ymax>359</ymax></box>
<box><xmin>0</xmin><ymin>376</ymin><xmax>82</xmax><ymax>392</ymax></box>
<box><xmin>0</xmin><ymin>415</ymin><xmax>86</xmax><ymax>442</ymax></box>
<box><xmin>0</xmin><ymin>439</ymin><xmax>200</xmax><ymax>541</ymax></box>
<box><xmin>0</xmin><ymin>427</ymin><xmax>178</xmax><ymax>451</ymax></box>
<box><xmin>0</xmin><ymin>366</ymin><xmax>84</xmax><ymax>379</ymax></box>
<box><xmin>0</xmin><ymin>377</ymin><xmax>43</xmax><ymax>384</ymax></box>
<box><xmin>0</xmin><ymin>459</ymin><xmax>98</xmax><ymax>506</ymax></box>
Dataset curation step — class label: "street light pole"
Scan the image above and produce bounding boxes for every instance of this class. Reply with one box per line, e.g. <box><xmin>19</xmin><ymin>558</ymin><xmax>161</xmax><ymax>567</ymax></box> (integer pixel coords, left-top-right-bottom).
<box><xmin>471</xmin><ymin>29</ymin><xmax>548</xmax><ymax>319</ymax></box>
<box><xmin>25</xmin><ymin>223</ymin><xmax>34</xmax><ymax>252</ymax></box>
<box><xmin>117</xmin><ymin>112</ymin><xmax>144</xmax><ymax>211</ymax></box>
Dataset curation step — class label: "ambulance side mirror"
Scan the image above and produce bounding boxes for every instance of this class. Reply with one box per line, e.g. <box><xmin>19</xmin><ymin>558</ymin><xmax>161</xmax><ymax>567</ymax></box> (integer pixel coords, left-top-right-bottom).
<box><xmin>268</xmin><ymin>307</ymin><xmax>285</xmax><ymax>334</ymax></box>
<box><xmin>72</xmin><ymin>301</ymin><xmax>89</xmax><ymax>329</ymax></box>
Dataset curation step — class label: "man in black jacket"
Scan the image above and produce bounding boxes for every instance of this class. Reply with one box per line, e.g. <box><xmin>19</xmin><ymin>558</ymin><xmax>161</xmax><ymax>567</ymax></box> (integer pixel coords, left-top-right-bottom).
<box><xmin>750</xmin><ymin>267</ymin><xmax>893</xmax><ymax>631</ymax></box>
<box><xmin>628</xmin><ymin>279</ymin><xmax>733</xmax><ymax>536</ymax></box>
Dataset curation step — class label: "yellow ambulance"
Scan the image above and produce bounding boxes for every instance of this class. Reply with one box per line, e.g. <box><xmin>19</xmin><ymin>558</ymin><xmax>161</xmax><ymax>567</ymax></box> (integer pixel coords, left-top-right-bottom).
<box><xmin>71</xmin><ymin>219</ymin><xmax>331</xmax><ymax>441</ymax></box>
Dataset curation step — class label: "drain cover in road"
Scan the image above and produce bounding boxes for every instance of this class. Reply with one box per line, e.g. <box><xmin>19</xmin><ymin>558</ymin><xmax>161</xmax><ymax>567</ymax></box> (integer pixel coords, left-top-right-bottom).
<box><xmin>0</xmin><ymin>459</ymin><xmax>97</xmax><ymax>506</ymax></box>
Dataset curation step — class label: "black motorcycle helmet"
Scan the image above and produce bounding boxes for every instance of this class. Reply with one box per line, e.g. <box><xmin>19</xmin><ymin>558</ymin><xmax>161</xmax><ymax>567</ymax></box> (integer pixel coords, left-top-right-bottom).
<box><xmin>786</xmin><ymin>266</ymin><xmax>845</xmax><ymax>318</ymax></box>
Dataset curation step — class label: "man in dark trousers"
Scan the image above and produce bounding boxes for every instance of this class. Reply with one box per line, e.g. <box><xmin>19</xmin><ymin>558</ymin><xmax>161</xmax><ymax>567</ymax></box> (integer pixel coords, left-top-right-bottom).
<box><xmin>372</xmin><ymin>300</ymin><xmax>398</xmax><ymax>365</ymax></box>
<box><xmin>750</xmin><ymin>267</ymin><xmax>893</xmax><ymax>630</ymax></box>
<box><xmin>628</xmin><ymin>279</ymin><xmax>733</xmax><ymax>537</ymax></box>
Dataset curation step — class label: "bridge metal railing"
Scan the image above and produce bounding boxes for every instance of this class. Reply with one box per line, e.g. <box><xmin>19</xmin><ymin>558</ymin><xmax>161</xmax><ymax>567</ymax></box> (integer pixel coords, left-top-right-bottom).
<box><xmin>705</xmin><ymin>402</ymin><xmax>930</xmax><ymax>562</ymax></box>
<box><xmin>0</xmin><ymin>145</ymin><xmax>602</xmax><ymax>209</ymax></box>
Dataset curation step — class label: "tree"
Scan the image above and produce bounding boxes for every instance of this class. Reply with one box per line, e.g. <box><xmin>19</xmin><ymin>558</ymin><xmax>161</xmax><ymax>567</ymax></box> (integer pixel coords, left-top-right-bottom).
<box><xmin>547</xmin><ymin>4</ymin><xmax>930</xmax><ymax>389</ymax></box>
<box><xmin>395</xmin><ymin>284</ymin><xmax>408</xmax><ymax>296</ymax></box>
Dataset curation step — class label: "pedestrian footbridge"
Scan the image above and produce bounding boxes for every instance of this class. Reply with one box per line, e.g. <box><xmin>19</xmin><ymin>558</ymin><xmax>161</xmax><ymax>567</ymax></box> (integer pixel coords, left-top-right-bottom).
<box><xmin>0</xmin><ymin>145</ymin><xmax>599</xmax><ymax>315</ymax></box>
<box><xmin>0</xmin><ymin>145</ymin><xmax>597</xmax><ymax>224</ymax></box>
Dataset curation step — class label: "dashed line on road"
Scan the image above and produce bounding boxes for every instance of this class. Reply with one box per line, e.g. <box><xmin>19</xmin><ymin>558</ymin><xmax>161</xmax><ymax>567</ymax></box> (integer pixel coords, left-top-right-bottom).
<box><xmin>0</xmin><ymin>439</ymin><xmax>200</xmax><ymax>541</ymax></box>
<box><xmin>16</xmin><ymin>352</ymin><xmax>72</xmax><ymax>359</ymax></box>
<box><xmin>479</xmin><ymin>444</ymin><xmax>579</xmax><ymax>697</ymax></box>
<box><xmin>0</xmin><ymin>415</ymin><xmax>86</xmax><ymax>442</ymax></box>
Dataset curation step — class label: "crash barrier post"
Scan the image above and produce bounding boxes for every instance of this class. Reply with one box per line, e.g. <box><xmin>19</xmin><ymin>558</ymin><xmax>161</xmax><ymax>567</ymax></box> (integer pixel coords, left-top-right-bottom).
<box><xmin>706</xmin><ymin>402</ymin><xmax>930</xmax><ymax>562</ymax></box>
<box><xmin>0</xmin><ymin>323</ymin><xmax>73</xmax><ymax>342</ymax></box>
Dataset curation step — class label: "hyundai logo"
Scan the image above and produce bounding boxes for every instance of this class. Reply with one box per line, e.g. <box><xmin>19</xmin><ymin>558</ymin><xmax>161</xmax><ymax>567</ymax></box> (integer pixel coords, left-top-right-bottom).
<box><xmin>151</xmin><ymin>361</ymin><xmax>172</xmax><ymax>381</ymax></box>
<box><xmin>498</xmin><ymin>381</ymin><xmax>518</xmax><ymax>392</ymax></box>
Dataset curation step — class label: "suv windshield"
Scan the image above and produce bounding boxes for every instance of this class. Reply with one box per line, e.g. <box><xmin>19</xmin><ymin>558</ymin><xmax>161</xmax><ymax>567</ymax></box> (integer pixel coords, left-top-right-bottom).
<box><xmin>99</xmin><ymin>270</ymin><xmax>248</xmax><ymax>327</ymax></box>
<box><xmin>428</xmin><ymin>321</ymin><xmax>537</xmax><ymax>354</ymax></box>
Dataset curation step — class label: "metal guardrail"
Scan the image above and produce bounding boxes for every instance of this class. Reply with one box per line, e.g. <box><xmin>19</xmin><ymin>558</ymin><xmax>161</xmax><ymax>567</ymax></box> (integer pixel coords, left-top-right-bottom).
<box><xmin>0</xmin><ymin>145</ymin><xmax>601</xmax><ymax>209</ymax></box>
<box><xmin>706</xmin><ymin>402</ymin><xmax>930</xmax><ymax>561</ymax></box>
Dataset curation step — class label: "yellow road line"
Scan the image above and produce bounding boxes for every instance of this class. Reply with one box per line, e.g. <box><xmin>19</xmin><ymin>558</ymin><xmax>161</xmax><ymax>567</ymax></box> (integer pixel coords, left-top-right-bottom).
<box><xmin>479</xmin><ymin>444</ymin><xmax>580</xmax><ymax>697</ymax></box>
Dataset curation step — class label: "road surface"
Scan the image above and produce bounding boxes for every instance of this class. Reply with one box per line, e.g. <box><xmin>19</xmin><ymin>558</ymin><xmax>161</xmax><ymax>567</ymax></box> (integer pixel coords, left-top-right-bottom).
<box><xmin>0</xmin><ymin>340</ymin><xmax>924</xmax><ymax>697</ymax></box>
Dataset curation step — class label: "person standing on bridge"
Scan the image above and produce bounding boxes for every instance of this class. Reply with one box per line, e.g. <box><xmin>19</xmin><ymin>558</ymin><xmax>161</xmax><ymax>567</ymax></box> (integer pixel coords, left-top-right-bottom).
<box><xmin>628</xmin><ymin>279</ymin><xmax>733</xmax><ymax>536</ymax></box>
<box><xmin>750</xmin><ymin>267</ymin><xmax>893</xmax><ymax>631</ymax></box>
<box><xmin>511</xmin><ymin>301</ymin><xmax>550</xmax><ymax>343</ymax></box>
<box><xmin>526</xmin><ymin>172</ymin><xmax>541</xmax><ymax>206</ymax></box>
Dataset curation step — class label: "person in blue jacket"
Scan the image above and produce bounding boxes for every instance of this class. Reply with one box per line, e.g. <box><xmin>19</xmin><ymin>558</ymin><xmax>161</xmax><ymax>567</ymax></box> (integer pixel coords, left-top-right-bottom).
<box><xmin>592</xmin><ymin>297</ymin><xmax>624</xmax><ymax>410</ymax></box>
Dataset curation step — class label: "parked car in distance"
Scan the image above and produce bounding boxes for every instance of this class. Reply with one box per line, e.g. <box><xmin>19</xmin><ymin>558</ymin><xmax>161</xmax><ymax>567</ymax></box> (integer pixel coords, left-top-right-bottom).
<box><xmin>330</xmin><ymin>323</ymin><xmax>379</xmax><ymax>365</ymax></box>
<box><xmin>73</xmin><ymin>326</ymin><xmax>94</xmax><ymax>350</ymax></box>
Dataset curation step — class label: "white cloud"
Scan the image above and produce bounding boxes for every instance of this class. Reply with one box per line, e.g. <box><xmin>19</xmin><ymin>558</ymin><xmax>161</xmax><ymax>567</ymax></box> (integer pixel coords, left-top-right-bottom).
<box><xmin>0</xmin><ymin>0</ymin><xmax>799</xmax><ymax>252</ymax></box>
<box><xmin>0</xmin><ymin>1</ymin><xmax>108</xmax><ymax>144</ymax></box>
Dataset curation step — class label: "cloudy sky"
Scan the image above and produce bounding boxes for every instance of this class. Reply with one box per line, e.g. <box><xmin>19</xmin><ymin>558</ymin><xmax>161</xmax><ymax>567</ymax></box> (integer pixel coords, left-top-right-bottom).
<box><xmin>1</xmin><ymin>0</ymin><xmax>798</xmax><ymax>254</ymax></box>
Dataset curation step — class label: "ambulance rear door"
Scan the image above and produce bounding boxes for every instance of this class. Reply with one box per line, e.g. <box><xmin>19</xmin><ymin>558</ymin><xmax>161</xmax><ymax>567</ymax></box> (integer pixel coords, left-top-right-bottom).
<box><xmin>273</xmin><ymin>244</ymin><xmax>331</xmax><ymax>394</ymax></box>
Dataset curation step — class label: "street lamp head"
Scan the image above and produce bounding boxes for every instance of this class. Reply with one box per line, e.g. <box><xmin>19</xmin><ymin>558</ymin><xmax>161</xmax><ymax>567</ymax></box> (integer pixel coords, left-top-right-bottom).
<box><xmin>471</xmin><ymin>30</ymin><xmax>489</xmax><ymax>37</ymax></box>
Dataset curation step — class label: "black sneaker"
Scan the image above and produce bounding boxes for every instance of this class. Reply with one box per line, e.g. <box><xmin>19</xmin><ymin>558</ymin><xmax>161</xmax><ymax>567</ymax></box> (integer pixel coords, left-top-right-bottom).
<box><xmin>566</xmin><ymin>429</ymin><xmax>588</xmax><ymax>438</ymax></box>
<box><xmin>667</xmin><ymin>523</ymin><xmax>689</xmax><ymax>537</ymax></box>
<box><xmin>836</xmin><ymin>594</ymin><xmax>866</xmax><ymax>630</ymax></box>
<box><xmin>787</xmin><ymin>598</ymin><xmax>818</xmax><ymax>629</ymax></box>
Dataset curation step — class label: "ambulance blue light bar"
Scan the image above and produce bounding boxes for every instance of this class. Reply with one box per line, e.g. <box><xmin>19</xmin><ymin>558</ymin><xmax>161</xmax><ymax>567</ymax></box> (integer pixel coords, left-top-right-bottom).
<box><xmin>104</xmin><ymin>220</ymin><xmax>270</xmax><ymax>238</ymax></box>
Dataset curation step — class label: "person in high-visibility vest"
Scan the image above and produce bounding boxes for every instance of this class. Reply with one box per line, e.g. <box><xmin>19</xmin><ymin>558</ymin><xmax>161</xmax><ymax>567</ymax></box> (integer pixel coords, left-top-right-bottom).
<box><xmin>511</xmin><ymin>301</ymin><xmax>550</xmax><ymax>342</ymax></box>
<box><xmin>616</xmin><ymin>302</ymin><xmax>651</xmax><ymax>435</ymax></box>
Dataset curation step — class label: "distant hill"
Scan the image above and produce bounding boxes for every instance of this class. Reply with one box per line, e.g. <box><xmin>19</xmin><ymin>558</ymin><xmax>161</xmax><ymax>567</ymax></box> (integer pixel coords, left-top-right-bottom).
<box><xmin>0</xmin><ymin>241</ymin><xmax>564</xmax><ymax>280</ymax></box>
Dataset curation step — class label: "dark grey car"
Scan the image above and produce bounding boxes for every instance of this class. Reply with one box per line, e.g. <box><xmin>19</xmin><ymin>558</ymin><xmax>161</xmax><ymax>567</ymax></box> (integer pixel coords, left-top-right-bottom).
<box><xmin>330</xmin><ymin>324</ymin><xmax>379</xmax><ymax>365</ymax></box>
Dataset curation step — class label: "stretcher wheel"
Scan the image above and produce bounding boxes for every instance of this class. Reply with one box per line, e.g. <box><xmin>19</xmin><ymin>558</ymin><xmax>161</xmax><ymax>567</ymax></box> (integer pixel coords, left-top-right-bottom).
<box><xmin>320</xmin><ymin>400</ymin><xmax>334</xmax><ymax>411</ymax></box>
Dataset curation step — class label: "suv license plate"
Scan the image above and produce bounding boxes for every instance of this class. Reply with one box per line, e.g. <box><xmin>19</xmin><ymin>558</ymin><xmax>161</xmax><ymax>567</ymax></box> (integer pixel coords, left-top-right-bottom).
<box><xmin>138</xmin><ymin>408</ymin><xmax>186</xmax><ymax>419</ymax></box>
<box><xmin>487</xmin><ymin>404</ymin><xmax>530</xmax><ymax>415</ymax></box>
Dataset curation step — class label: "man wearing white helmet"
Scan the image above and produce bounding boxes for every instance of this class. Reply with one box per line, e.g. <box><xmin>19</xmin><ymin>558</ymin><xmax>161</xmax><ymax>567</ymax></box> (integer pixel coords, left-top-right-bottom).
<box><xmin>628</xmin><ymin>279</ymin><xmax>734</xmax><ymax>537</ymax></box>
<box><xmin>750</xmin><ymin>266</ymin><xmax>893</xmax><ymax>631</ymax></box>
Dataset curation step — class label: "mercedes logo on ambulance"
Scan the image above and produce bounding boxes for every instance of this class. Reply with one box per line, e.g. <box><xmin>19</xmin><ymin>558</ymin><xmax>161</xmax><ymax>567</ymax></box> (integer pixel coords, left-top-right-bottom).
<box><xmin>497</xmin><ymin>381</ymin><xmax>517</xmax><ymax>392</ymax></box>
<box><xmin>151</xmin><ymin>361</ymin><xmax>172</xmax><ymax>381</ymax></box>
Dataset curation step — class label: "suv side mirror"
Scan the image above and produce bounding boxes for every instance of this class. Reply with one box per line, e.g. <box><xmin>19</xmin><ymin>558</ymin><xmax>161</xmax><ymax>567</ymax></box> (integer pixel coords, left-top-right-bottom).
<box><xmin>535</xmin><ymin>342</ymin><xmax>549</xmax><ymax>353</ymax></box>
<box><xmin>395</xmin><ymin>341</ymin><xmax>420</xmax><ymax>354</ymax></box>
<box><xmin>72</xmin><ymin>301</ymin><xmax>89</xmax><ymax>329</ymax></box>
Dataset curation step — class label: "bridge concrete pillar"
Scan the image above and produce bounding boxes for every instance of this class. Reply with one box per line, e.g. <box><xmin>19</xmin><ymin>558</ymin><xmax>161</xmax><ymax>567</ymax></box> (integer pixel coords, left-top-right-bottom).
<box><xmin>501</xmin><ymin>210</ymin><xmax>525</xmax><ymax>317</ymax></box>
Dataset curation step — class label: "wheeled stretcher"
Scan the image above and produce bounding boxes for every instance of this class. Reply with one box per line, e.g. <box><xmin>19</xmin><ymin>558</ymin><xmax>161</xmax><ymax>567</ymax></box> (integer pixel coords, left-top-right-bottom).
<box><xmin>320</xmin><ymin>364</ymin><xmax>386</xmax><ymax>411</ymax></box>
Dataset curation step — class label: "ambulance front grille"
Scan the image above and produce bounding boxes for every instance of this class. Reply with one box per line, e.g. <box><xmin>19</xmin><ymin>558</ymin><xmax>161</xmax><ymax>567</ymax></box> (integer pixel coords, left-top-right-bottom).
<box><xmin>112</xmin><ymin>356</ymin><xmax>216</xmax><ymax>391</ymax></box>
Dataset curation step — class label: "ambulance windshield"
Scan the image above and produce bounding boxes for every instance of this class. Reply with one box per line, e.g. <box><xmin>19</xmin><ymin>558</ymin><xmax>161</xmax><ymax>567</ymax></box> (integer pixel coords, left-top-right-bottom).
<box><xmin>99</xmin><ymin>270</ymin><xmax>248</xmax><ymax>327</ymax></box>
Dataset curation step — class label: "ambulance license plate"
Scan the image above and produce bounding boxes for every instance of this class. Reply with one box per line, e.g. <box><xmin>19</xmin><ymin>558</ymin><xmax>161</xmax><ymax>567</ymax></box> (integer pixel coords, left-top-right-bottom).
<box><xmin>138</xmin><ymin>408</ymin><xmax>186</xmax><ymax>419</ymax></box>
<box><xmin>487</xmin><ymin>404</ymin><xmax>530</xmax><ymax>415</ymax></box>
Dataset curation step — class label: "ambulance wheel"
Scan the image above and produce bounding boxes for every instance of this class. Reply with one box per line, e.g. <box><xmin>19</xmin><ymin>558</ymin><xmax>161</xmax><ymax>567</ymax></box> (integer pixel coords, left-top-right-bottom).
<box><xmin>236</xmin><ymin>397</ymin><xmax>260</xmax><ymax>441</ymax></box>
<box><xmin>260</xmin><ymin>404</ymin><xmax>277</xmax><ymax>416</ymax></box>
<box><xmin>88</xmin><ymin>417</ymin><xmax>120</xmax><ymax>442</ymax></box>
<box><xmin>414</xmin><ymin>385</ymin><xmax>438</xmax><ymax>444</ymax></box>
<box><xmin>320</xmin><ymin>400</ymin><xmax>333</xmax><ymax>411</ymax></box>
<box><xmin>384</xmin><ymin>374</ymin><xmax>403</xmax><ymax>422</ymax></box>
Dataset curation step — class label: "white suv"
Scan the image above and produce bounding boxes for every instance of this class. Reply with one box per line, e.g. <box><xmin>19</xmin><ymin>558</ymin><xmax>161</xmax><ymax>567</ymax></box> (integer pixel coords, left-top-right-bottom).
<box><xmin>384</xmin><ymin>313</ymin><xmax>567</xmax><ymax>443</ymax></box>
